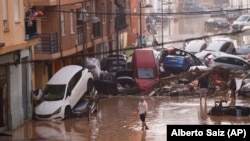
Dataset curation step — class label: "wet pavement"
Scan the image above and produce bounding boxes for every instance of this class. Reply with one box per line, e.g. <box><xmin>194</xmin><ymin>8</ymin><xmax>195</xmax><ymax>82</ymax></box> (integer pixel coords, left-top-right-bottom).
<box><xmin>1</xmin><ymin>95</ymin><xmax>250</xmax><ymax>141</ymax></box>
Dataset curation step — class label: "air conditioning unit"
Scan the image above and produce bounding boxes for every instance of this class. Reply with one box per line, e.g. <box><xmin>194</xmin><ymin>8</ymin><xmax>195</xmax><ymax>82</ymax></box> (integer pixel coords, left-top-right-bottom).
<box><xmin>77</xmin><ymin>8</ymin><xmax>88</xmax><ymax>22</ymax></box>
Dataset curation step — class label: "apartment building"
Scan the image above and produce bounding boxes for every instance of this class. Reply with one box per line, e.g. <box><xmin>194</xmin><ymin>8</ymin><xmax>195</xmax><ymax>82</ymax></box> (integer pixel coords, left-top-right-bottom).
<box><xmin>0</xmin><ymin>0</ymin><xmax>130</xmax><ymax>131</ymax></box>
<box><xmin>0</xmin><ymin>0</ymin><xmax>39</xmax><ymax>131</ymax></box>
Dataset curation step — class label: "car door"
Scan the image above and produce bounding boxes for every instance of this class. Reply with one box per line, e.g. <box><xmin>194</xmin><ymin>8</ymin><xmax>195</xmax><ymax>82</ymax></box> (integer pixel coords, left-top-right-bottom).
<box><xmin>213</xmin><ymin>57</ymin><xmax>233</xmax><ymax>69</ymax></box>
<box><xmin>231</xmin><ymin>58</ymin><xmax>250</xmax><ymax>70</ymax></box>
<box><xmin>67</xmin><ymin>70</ymin><xmax>84</xmax><ymax>107</ymax></box>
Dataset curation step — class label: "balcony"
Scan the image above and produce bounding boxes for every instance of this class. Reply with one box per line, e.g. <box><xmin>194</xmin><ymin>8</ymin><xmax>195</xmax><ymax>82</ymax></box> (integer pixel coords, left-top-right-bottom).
<box><xmin>30</xmin><ymin>0</ymin><xmax>84</xmax><ymax>6</ymax></box>
<box><xmin>35</xmin><ymin>33</ymin><xmax>59</xmax><ymax>54</ymax></box>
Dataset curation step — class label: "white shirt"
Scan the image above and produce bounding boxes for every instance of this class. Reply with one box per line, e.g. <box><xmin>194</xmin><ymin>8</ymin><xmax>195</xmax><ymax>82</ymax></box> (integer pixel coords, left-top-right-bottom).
<box><xmin>138</xmin><ymin>100</ymin><xmax>148</xmax><ymax>114</ymax></box>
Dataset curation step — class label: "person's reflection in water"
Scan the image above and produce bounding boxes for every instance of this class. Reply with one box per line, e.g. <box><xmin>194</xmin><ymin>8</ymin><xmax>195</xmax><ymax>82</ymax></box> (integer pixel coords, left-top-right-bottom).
<box><xmin>198</xmin><ymin>99</ymin><xmax>208</xmax><ymax>122</ymax></box>
<box><xmin>141</xmin><ymin>130</ymin><xmax>147</xmax><ymax>141</ymax></box>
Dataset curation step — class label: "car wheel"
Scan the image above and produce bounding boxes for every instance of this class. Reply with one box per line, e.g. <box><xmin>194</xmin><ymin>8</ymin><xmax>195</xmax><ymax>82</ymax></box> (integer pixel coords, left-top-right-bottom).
<box><xmin>64</xmin><ymin>106</ymin><xmax>72</xmax><ymax>119</ymax></box>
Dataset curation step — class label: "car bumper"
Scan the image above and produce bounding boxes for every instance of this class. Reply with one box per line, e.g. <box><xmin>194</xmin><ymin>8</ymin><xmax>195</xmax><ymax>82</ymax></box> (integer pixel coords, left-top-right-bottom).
<box><xmin>35</xmin><ymin>111</ymin><xmax>65</xmax><ymax>121</ymax></box>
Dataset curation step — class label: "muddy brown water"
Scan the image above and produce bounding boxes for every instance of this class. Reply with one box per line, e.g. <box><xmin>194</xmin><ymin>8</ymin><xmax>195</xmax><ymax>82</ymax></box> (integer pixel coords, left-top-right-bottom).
<box><xmin>1</xmin><ymin>95</ymin><xmax>250</xmax><ymax>141</ymax></box>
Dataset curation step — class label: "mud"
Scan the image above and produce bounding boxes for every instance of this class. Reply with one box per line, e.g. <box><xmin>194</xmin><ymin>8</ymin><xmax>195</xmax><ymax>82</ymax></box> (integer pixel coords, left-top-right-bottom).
<box><xmin>1</xmin><ymin>95</ymin><xmax>250</xmax><ymax>141</ymax></box>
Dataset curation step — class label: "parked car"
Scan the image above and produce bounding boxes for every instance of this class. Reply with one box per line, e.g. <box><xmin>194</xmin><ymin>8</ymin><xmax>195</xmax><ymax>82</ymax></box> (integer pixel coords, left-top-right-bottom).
<box><xmin>35</xmin><ymin>65</ymin><xmax>94</xmax><ymax>120</ymax></box>
<box><xmin>204</xmin><ymin>17</ymin><xmax>230</xmax><ymax>30</ymax></box>
<box><xmin>195</xmin><ymin>40</ymin><xmax>236</xmax><ymax>61</ymax></box>
<box><xmin>101</xmin><ymin>54</ymin><xmax>127</xmax><ymax>72</ymax></box>
<box><xmin>232</xmin><ymin>14</ymin><xmax>250</xmax><ymax>31</ymax></box>
<box><xmin>205</xmin><ymin>52</ymin><xmax>250</xmax><ymax>71</ymax></box>
<box><xmin>115</xmin><ymin>69</ymin><xmax>140</xmax><ymax>94</ymax></box>
<box><xmin>72</xmin><ymin>87</ymin><xmax>99</xmax><ymax>120</ymax></box>
<box><xmin>184</xmin><ymin>39</ymin><xmax>208</xmax><ymax>54</ymax></box>
<box><xmin>223</xmin><ymin>7</ymin><xmax>241</xmax><ymax>21</ymax></box>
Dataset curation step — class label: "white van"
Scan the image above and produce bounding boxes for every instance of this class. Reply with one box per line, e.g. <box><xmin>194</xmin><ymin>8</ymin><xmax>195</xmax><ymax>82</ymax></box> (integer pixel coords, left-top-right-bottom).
<box><xmin>35</xmin><ymin>65</ymin><xmax>94</xmax><ymax>120</ymax></box>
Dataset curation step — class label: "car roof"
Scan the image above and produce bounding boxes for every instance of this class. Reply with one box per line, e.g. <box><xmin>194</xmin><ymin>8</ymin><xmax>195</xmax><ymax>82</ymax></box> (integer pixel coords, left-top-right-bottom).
<box><xmin>212</xmin><ymin>53</ymin><xmax>248</xmax><ymax>60</ymax></box>
<box><xmin>185</xmin><ymin>40</ymin><xmax>207</xmax><ymax>52</ymax></box>
<box><xmin>206</xmin><ymin>40</ymin><xmax>231</xmax><ymax>51</ymax></box>
<box><xmin>47</xmin><ymin>65</ymin><xmax>83</xmax><ymax>85</ymax></box>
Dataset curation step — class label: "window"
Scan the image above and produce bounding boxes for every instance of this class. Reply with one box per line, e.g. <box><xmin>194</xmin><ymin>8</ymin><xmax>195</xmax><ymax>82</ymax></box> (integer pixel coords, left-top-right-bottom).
<box><xmin>220</xmin><ymin>42</ymin><xmax>230</xmax><ymax>52</ymax></box>
<box><xmin>61</xmin><ymin>12</ymin><xmax>65</xmax><ymax>36</ymax></box>
<box><xmin>2</xmin><ymin>0</ymin><xmax>8</xmax><ymax>29</ymax></box>
<box><xmin>13</xmin><ymin>0</ymin><xmax>20</xmax><ymax>21</ymax></box>
<box><xmin>232</xmin><ymin>58</ymin><xmax>244</xmax><ymax>66</ymax></box>
<box><xmin>67</xmin><ymin>70</ymin><xmax>82</xmax><ymax>93</ymax></box>
<box><xmin>70</xmin><ymin>10</ymin><xmax>74</xmax><ymax>34</ymax></box>
<box><xmin>214</xmin><ymin>57</ymin><xmax>229</xmax><ymax>64</ymax></box>
<box><xmin>137</xmin><ymin>68</ymin><xmax>156</xmax><ymax>79</ymax></box>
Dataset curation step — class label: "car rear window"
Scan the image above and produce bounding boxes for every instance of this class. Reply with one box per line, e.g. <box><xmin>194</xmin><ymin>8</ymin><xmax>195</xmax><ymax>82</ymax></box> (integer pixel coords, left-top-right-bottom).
<box><xmin>137</xmin><ymin>68</ymin><xmax>157</xmax><ymax>79</ymax></box>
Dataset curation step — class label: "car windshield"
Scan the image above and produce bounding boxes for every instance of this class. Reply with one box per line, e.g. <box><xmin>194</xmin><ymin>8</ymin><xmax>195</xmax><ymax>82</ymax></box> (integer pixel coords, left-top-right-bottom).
<box><xmin>206</xmin><ymin>41</ymin><xmax>225</xmax><ymax>51</ymax></box>
<box><xmin>137</xmin><ymin>68</ymin><xmax>156</xmax><ymax>79</ymax></box>
<box><xmin>42</xmin><ymin>84</ymin><xmax>66</xmax><ymax>101</ymax></box>
<box><xmin>236</xmin><ymin>15</ymin><xmax>249</xmax><ymax>22</ymax></box>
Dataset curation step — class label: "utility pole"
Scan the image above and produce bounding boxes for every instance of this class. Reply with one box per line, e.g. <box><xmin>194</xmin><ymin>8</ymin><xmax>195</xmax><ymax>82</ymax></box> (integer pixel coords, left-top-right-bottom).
<box><xmin>139</xmin><ymin>0</ymin><xmax>142</xmax><ymax>48</ymax></box>
<box><xmin>161</xmin><ymin>0</ymin><xmax>163</xmax><ymax>49</ymax></box>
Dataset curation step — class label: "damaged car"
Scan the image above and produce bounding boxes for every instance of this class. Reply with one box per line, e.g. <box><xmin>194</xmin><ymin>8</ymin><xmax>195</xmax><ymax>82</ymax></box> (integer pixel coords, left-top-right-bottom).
<box><xmin>35</xmin><ymin>65</ymin><xmax>94</xmax><ymax>121</ymax></box>
<box><xmin>115</xmin><ymin>69</ymin><xmax>141</xmax><ymax>94</ymax></box>
<box><xmin>72</xmin><ymin>87</ymin><xmax>99</xmax><ymax>120</ymax></box>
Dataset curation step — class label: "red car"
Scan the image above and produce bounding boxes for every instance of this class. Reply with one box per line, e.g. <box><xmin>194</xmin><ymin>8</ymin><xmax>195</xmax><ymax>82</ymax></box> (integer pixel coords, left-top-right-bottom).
<box><xmin>132</xmin><ymin>49</ymin><xmax>159</xmax><ymax>91</ymax></box>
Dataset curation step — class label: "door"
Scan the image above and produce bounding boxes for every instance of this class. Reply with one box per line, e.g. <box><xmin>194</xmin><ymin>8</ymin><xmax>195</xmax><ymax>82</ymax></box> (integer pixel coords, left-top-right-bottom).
<box><xmin>0</xmin><ymin>66</ymin><xmax>8</xmax><ymax>131</ymax></box>
<box><xmin>22</xmin><ymin>57</ymin><xmax>28</xmax><ymax>119</ymax></box>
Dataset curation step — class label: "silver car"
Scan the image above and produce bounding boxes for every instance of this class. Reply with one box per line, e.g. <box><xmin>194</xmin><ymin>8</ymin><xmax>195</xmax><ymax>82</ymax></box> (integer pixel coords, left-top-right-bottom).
<box><xmin>232</xmin><ymin>14</ymin><xmax>250</xmax><ymax>31</ymax></box>
<box><xmin>205</xmin><ymin>53</ymin><xmax>250</xmax><ymax>70</ymax></box>
<box><xmin>195</xmin><ymin>40</ymin><xmax>236</xmax><ymax>61</ymax></box>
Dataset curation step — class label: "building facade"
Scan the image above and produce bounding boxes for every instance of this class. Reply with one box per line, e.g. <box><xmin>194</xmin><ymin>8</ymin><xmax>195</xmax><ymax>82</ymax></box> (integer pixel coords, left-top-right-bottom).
<box><xmin>0</xmin><ymin>0</ymin><xmax>38</xmax><ymax>131</ymax></box>
<box><xmin>0</xmin><ymin>0</ymin><xmax>131</xmax><ymax>132</ymax></box>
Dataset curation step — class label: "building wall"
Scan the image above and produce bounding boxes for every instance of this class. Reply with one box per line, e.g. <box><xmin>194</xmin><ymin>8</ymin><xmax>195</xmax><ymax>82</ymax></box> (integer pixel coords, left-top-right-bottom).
<box><xmin>0</xmin><ymin>0</ymin><xmax>35</xmax><ymax>131</ymax></box>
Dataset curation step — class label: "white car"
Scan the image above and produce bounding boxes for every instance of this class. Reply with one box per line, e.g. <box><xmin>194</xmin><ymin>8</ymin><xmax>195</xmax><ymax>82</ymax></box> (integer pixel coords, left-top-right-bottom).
<box><xmin>184</xmin><ymin>39</ymin><xmax>208</xmax><ymax>54</ymax></box>
<box><xmin>35</xmin><ymin>65</ymin><xmax>94</xmax><ymax>120</ymax></box>
<box><xmin>195</xmin><ymin>40</ymin><xmax>236</xmax><ymax>61</ymax></box>
<box><xmin>205</xmin><ymin>53</ymin><xmax>250</xmax><ymax>71</ymax></box>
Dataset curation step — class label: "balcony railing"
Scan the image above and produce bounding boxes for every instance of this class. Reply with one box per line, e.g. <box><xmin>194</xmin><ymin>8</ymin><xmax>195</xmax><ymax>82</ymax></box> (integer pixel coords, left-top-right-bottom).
<box><xmin>35</xmin><ymin>32</ymin><xmax>59</xmax><ymax>54</ymax></box>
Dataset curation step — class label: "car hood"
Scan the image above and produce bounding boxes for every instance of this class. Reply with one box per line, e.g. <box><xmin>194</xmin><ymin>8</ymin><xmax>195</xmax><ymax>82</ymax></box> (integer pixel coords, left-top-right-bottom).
<box><xmin>35</xmin><ymin>100</ymin><xmax>64</xmax><ymax>115</ymax></box>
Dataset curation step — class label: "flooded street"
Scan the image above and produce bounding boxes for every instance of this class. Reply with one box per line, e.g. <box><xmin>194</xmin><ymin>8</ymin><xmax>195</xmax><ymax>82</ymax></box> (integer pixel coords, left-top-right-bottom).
<box><xmin>1</xmin><ymin>95</ymin><xmax>250</xmax><ymax>141</ymax></box>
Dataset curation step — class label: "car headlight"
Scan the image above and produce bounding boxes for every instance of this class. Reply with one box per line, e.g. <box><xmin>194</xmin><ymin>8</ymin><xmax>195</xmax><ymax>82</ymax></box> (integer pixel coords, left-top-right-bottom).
<box><xmin>53</xmin><ymin>107</ymin><xmax>62</xmax><ymax>115</ymax></box>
